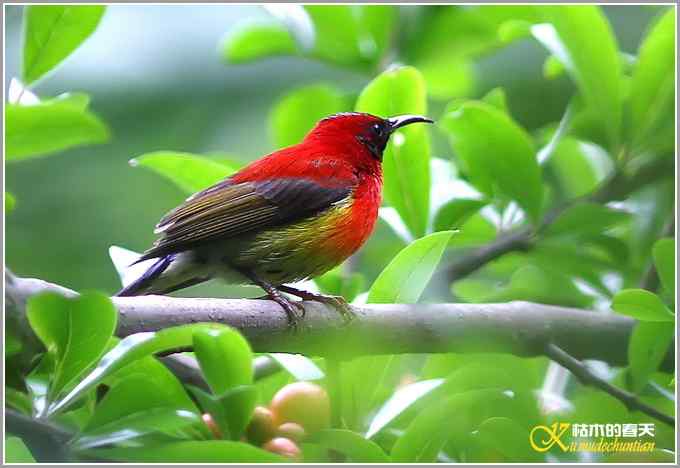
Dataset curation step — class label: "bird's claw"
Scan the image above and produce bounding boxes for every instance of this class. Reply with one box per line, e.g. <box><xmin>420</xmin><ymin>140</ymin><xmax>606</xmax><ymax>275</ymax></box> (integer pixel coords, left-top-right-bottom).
<box><xmin>274</xmin><ymin>296</ymin><xmax>308</xmax><ymax>332</ymax></box>
<box><xmin>296</xmin><ymin>292</ymin><xmax>356</xmax><ymax>325</ymax></box>
<box><xmin>322</xmin><ymin>294</ymin><xmax>356</xmax><ymax>324</ymax></box>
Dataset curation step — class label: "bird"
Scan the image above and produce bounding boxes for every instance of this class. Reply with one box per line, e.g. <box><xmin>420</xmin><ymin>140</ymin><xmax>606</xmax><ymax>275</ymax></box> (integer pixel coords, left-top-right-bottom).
<box><xmin>117</xmin><ymin>112</ymin><xmax>433</xmax><ymax>328</ymax></box>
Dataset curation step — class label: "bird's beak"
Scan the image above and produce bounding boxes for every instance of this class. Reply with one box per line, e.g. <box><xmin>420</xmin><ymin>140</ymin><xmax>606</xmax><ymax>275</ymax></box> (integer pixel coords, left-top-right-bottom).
<box><xmin>387</xmin><ymin>114</ymin><xmax>434</xmax><ymax>133</ymax></box>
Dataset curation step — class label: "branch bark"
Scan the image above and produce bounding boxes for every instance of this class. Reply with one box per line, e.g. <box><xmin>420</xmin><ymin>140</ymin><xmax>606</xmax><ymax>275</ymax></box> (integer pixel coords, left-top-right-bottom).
<box><xmin>5</xmin><ymin>272</ymin><xmax>675</xmax><ymax>438</ymax></box>
<box><xmin>5</xmin><ymin>409</ymin><xmax>72</xmax><ymax>462</ymax></box>
<box><xmin>544</xmin><ymin>344</ymin><xmax>674</xmax><ymax>426</ymax></box>
<box><xmin>6</xmin><ymin>272</ymin><xmax>674</xmax><ymax>370</ymax></box>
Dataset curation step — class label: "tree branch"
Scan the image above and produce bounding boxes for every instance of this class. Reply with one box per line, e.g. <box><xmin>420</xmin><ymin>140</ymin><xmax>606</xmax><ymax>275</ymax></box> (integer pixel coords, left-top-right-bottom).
<box><xmin>5</xmin><ymin>409</ymin><xmax>72</xmax><ymax>462</ymax></box>
<box><xmin>5</xmin><ymin>273</ymin><xmax>675</xmax><ymax>448</ymax></box>
<box><xmin>447</xmin><ymin>157</ymin><xmax>675</xmax><ymax>282</ymax></box>
<box><xmin>544</xmin><ymin>343</ymin><xmax>674</xmax><ymax>427</ymax></box>
<box><xmin>5</xmin><ymin>271</ymin><xmax>282</xmax><ymax>391</ymax></box>
<box><xmin>6</xmin><ymin>273</ymin><xmax>674</xmax><ymax>371</ymax></box>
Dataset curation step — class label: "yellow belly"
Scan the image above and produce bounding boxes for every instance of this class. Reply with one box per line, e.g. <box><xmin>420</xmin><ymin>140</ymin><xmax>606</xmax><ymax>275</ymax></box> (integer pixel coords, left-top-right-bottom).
<box><xmin>230</xmin><ymin>196</ymin><xmax>365</xmax><ymax>284</ymax></box>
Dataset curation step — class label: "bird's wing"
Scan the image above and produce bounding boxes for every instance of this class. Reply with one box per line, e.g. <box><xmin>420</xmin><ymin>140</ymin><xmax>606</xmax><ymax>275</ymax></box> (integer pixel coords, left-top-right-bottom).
<box><xmin>139</xmin><ymin>177</ymin><xmax>353</xmax><ymax>260</ymax></box>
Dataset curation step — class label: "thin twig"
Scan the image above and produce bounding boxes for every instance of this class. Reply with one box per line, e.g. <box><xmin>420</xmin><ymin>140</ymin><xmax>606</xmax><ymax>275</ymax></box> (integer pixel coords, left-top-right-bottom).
<box><xmin>447</xmin><ymin>157</ymin><xmax>674</xmax><ymax>282</ymax></box>
<box><xmin>544</xmin><ymin>343</ymin><xmax>674</xmax><ymax>427</ymax></box>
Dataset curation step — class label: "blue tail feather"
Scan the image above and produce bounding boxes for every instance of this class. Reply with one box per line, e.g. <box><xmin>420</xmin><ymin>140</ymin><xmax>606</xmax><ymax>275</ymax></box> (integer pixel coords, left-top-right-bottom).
<box><xmin>116</xmin><ymin>254</ymin><xmax>175</xmax><ymax>296</ymax></box>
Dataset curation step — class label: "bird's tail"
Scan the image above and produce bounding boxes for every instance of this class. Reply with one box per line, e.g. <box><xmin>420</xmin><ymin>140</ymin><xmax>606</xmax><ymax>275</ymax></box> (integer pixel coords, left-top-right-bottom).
<box><xmin>116</xmin><ymin>254</ymin><xmax>175</xmax><ymax>296</ymax></box>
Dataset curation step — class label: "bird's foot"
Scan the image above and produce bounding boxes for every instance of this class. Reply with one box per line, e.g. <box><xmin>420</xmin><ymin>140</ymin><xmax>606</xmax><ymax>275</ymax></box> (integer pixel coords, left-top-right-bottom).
<box><xmin>242</xmin><ymin>271</ymin><xmax>307</xmax><ymax>331</ymax></box>
<box><xmin>266</xmin><ymin>289</ymin><xmax>307</xmax><ymax>332</ymax></box>
<box><xmin>279</xmin><ymin>285</ymin><xmax>356</xmax><ymax>324</ymax></box>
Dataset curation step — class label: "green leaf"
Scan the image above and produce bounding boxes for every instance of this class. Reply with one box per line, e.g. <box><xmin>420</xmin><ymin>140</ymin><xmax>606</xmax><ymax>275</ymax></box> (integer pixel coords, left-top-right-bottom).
<box><xmin>390</xmin><ymin>389</ymin><xmax>532</xmax><ymax>462</ymax></box>
<box><xmin>26</xmin><ymin>354</ymin><xmax>53</xmax><ymax>416</ymax></box>
<box><xmin>475</xmin><ymin>417</ymin><xmax>543</xmax><ymax>462</ymax></box>
<box><xmin>368</xmin><ymin>231</ymin><xmax>454</xmax><ymax>303</ymax></box>
<box><xmin>103</xmin><ymin>354</ymin><xmax>196</xmax><ymax>411</ymax></box>
<box><xmin>629</xmin><ymin>9</ymin><xmax>675</xmax><ymax>149</ymax></box>
<box><xmin>26</xmin><ymin>293</ymin><xmax>69</xmax><ymax>358</ymax></box>
<box><xmin>305</xmin><ymin>5</ymin><xmax>396</xmax><ymax>68</ymax></box>
<box><xmin>88</xmin><ymin>440</ymin><xmax>285</xmax><ymax>462</ymax></box>
<box><xmin>269</xmin><ymin>353</ymin><xmax>324</xmax><ymax>381</ymax></box>
<box><xmin>270</xmin><ymin>84</ymin><xmax>348</xmax><ymax>148</ymax></box>
<box><xmin>339</xmin><ymin>355</ymin><xmax>404</xmax><ymax>429</ymax></box>
<box><xmin>498</xmin><ymin>19</ymin><xmax>532</xmax><ymax>43</ymax></box>
<box><xmin>536</xmin><ymin>102</ymin><xmax>575</xmax><ymax>164</ymax></box>
<box><xmin>52</xmin><ymin>293</ymin><xmax>117</xmax><ymax>399</ymax></box>
<box><xmin>532</xmin><ymin>6</ymin><xmax>622</xmax><ymax>148</ymax></box>
<box><xmin>628</xmin><ymin>321</ymin><xmax>674</xmax><ymax>392</ymax></box>
<box><xmin>366</xmin><ymin>379</ymin><xmax>443</xmax><ymax>438</ymax></box>
<box><xmin>49</xmin><ymin>323</ymin><xmax>225</xmax><ymax>416</ymax></box>
<box><xmin>75</xmin><ymin>408</ymin><xmax>200</xmax><ymax>450</ymax></box>
<box><xmin>603</xmin><ymin>449</ymin><xmax>676</xmax><ymax>463</ymax></box>
<box><xmin>652</xmin><ymin>237</ymin><xmax>674</xmax><ymax>296</ymax></box>
<box><xmin>448</xmin><ymin>213</ymin><xmax>497</xmax><ymax>247</ymax></box>
<box><xmin>193</xmin><ymin>326</ymin><xmax>253</xmax><ymax>395</ymax></box>
<box><xmin>23</xmin><ymin>6</ymin><xmax>106</xmax><ymax>84</ymax></box>
<box><xmin>85</xmin><ymin>372</ymin><xmax>197</xmax><ymax>431</ymax></box>
<box><xmin>27</xmin><ymin>292</ymin><xmax>117</xmax><ymax>404</ymax></box>
<box><xmin>433</xmin><ymin>199</ymin><xmax>487</xmax><ymax>232</ymax></box>
<box><xmin>190</xmin><ymin>384</ymin><xmax>257</xmax><ymax>441</ymax></box>
<box><xmin>5</xmin><ymin>192</ymin><xmax>16</xmax><ymax>213</ymax></box>
<box><xmin>433</xmin><ymin>359</ymin><xmax>541</xmax><ymax>397</ymax></box>
<box><xmin>6</xmin><ymin>388</ymin><xmax>33</xmax><ymax>415</ymax></box>
<box><xmin>46</xmin><ymin>91</ymin><xmax>91</xmax><ymax>110</ymax></box>
<box><xmin>5</xmin><ymin>437</ymin><xmax>35</xmax><ymax>463</ymax></box>
<box><xmin>531</xmin><ymin>242</ymin><xmax>613</xmax><ymax>295</ymax></box>
<box><xmin>131</xmin><ymin>152</ymin><xmax>235</xmax><ymax>194</ymax></box>
<box><xmin>406</xmin><ymin>7</ymin><xmax>534</xmax><ymax>99</ymax></box>
<box><xmin>546</xmin><ymin>202</ymin><xmax>629</xmax><ymax>238</ymax></box>
<box><xmin>314</xmin><ymin>267</ymin><xmax>366</xmax><ymax>302</ymax></box>
<box><xmin>312</xmin><ymin>429</ymin><xmax>390</xmax><ymax>462</ymax></box>
<box><xmin>415</xmin><ymin>56</ymin><xmax>473</xmax><ymax>100</ymax></box>
<box><xmin>481</xmin><ymin>87</ymin><xmax>508</xmax><ymax>113</ymax></box>
<box><xmin>222</xmin><ymin>22</ymin><xmax>297</xmax><ymax>63</ymax></box>
<box><xmin>612</xmin><ymin>289</ymin><xmax>674</xmax><ymax>322</ymax></box>
<box><xmin>6</xmin><ymin>102</ymin><xmax>109</xmax><ymax>161</ymax></box>
<box><xmin>356</xmin><ymin>66</ymin><xmax>431</xmax><ymax>238</ymax></box>
<box><xmin>542</xmin><ymin>54</ymin><xmax>565</xmax><ymax>79</ymax></box>
<box><xmin>548</xmin><ymin>137</ymin><xmax>604</xmax><ymax>198</ymax></box>
<box><xmin>454</xmin><ymin>265</ymin><xmax>593</xmax><ymax>308</ymax></box>
<box><xmin>216</xmin><ymin>386</ymin><xmax>258</xmax><ymax>440</ymax></box>
<box><xmin>441</xmin><ymin>101</ymin><xmax>543</xmax><ymax>223</ymax></box>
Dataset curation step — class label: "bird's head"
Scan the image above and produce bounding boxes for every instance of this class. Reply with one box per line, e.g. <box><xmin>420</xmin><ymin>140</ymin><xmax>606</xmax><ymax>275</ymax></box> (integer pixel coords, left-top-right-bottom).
<box><xmin>304</xmin><ymin>112</ymin><xmax>434</xmax><ymax>162</ymax></box>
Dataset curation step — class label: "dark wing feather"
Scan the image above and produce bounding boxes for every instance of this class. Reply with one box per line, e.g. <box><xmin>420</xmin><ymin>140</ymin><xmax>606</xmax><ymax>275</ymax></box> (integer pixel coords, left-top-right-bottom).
<box><xmin>139</xmin><ymin>178</ymin><xmax>352</xmax><ymax>260</ymax></box>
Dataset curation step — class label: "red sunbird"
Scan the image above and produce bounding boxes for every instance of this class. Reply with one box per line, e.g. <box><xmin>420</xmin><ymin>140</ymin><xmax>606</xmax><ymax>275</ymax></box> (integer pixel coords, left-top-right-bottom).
<box><xmin>118</xmin><ymin>112</ymin><xmax>434</xmax><ymax>327</ymax></box>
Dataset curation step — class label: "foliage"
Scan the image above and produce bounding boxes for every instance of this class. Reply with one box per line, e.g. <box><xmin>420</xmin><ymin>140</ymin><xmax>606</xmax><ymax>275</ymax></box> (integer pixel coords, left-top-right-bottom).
<box><xmin>4</xmin><ymin>4</ymin><xmax>676</xmax><ymax>464</ymax></box>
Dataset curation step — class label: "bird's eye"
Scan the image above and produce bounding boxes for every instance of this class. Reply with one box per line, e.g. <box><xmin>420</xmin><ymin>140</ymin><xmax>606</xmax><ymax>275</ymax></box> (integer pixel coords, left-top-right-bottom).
<box><xmin>371</xmin><ymin>123</ymin><xmax>383</xmax><ymax>136</ymax></box>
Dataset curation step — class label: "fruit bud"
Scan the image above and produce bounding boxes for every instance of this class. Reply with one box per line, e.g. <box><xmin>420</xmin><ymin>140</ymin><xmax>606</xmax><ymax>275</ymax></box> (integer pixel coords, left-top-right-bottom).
<box><xmin>246</xmin><ymin>406</ymin><xmax>276</xmax><ymax>444</ymax></box>
<box><xmin>270</xmin><ymin>382</ymin><xmax>330</xmax><ymax>435</ymax></box>
<box><xmin>263</xmin><ymin>437</ymin><xmax>302</xmax><ymax>461</ymax></box>
<box><xmin>276</xmin><ymin>422</ymin><xmax>306</xmax><ymax>442</ymax></box>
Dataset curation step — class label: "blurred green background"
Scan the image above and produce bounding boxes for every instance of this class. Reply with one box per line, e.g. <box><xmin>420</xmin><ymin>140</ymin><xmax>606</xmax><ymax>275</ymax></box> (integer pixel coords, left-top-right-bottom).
<box><xmin>4</xmin><ymin>4</ymin><xmax>661</xmax><ymax>296</ymax></box>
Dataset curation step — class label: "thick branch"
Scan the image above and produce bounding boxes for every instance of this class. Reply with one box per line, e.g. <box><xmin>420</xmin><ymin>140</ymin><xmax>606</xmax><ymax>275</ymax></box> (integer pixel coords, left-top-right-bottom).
<box><xmin>6</xmin><ymin>273</ymin><xmax>673</xmax><ymax>371</ymax></box>
<box><xmin>5</xmin><ymin>409</ymin><xmax>72</xmax><ymax>462</ymax></box>
<box><xmin>5</xmin><ymin>272</ymin><xmax>282</xmax><ymax>389</ymax></box>
<box><xmin>544</xmin><ymin>344</ymin><xmax>674</xmax><ymax>427</ymax></box>
<box><xmin>447</xmin><ymin>157</ymin><xmax>675</xmax><ymax>282</ymax></box>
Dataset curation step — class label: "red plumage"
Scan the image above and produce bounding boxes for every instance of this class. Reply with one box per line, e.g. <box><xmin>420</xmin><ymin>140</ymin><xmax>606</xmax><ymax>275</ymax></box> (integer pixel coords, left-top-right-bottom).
<box><xmin>229</xmin><ymin>113</ymin><xmax>385</xmax><ymax>259</ymax></box>
<box><xmin>119</xmin><ymin>112</ymin><xmax>432</xmax><ymax>327</ymax></box>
